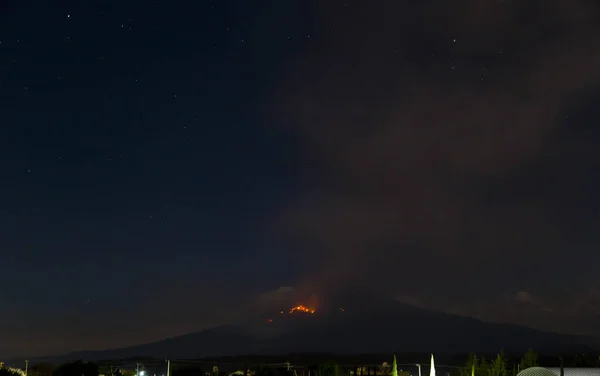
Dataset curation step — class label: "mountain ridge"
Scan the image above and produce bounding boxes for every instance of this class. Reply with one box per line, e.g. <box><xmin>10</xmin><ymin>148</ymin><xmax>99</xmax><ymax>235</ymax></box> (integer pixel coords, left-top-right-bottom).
<box><xmin>12</xmin><ymin>298</ymin><xmax>599</xmax><ymax>363</ymax></box>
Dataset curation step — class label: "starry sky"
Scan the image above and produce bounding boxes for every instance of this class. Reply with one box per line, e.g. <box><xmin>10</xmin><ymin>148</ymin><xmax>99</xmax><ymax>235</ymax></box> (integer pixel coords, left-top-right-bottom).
<box><xmin>2</xmin><ymin>0</ymin><xmax>600</xmax><ymax>358</ymax></box>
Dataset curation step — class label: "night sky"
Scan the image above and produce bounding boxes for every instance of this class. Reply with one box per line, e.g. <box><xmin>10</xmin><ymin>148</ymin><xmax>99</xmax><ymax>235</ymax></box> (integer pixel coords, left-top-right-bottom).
<box><xmin>2</xmin><ymin>0</ymin><xmax>600</xmax><ymax>358</ymax></box>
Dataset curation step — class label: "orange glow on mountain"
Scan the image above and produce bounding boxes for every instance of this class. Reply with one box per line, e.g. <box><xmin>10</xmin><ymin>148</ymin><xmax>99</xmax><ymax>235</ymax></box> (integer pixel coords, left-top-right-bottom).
<box><xmin>289</xmin><ymin>304</ymin><xmax>316</xmax><ymax>314</ymax></box>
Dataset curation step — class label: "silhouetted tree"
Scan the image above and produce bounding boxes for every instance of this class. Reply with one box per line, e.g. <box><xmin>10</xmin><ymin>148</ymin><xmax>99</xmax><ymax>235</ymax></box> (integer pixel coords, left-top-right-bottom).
<box><xmin>519</xmin><ymin>350</ymin><xmax>538</xmax><ymax>370</ymax></box>
<box><xmin>53</xmin><ymin>361</ymin><xmax>99</xmax><ymax>376</ymax></box>
<box><xmin>307</xmin><ymin>365</ymin><xmax>319</xmax><ymax>376</ymax></box>
<box><xmin>30</xmin><ymin>363</ymin><xmax>56</xmax><ymax>376</ymax></box>
<box><xmin>256</xmin><ymin>368</ymin><xmax>276</xmax><ymax>376</ymax></box>
<box><xmin>115</xmin><ymin>370</ymin><xmax>132</xmax><ymax>376</ymax></box>
<box><xmin>171</xmin><ymin>367</ymin><xmax>204</xmax><ymax>376</ymax></box>
<box><xmin>572</xmin><ymin>353</ymin><xmax>588</xmax><ymax>367</ymax></box>
<box><xmin>0</xmin><ymin>369</ymin><xmax>22</xmax><ymax>376</ymax></box>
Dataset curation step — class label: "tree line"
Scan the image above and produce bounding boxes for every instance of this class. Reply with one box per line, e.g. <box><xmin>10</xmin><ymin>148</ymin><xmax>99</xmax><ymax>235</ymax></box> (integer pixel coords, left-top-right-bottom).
<box><xmin>457</xmin><ymin>349</ymin><xmax>540</xmax><ymax>376</ymax></box>
<box><xmin>3</xmin><ymin>350</ymin><xmax>600</xmax><ymax>376</ymax></box>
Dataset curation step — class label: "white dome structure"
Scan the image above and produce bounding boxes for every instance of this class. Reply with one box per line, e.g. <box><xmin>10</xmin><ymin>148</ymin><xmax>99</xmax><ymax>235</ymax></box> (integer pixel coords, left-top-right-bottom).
<box><xmin>517</xmin><ymin>367</ymin><xmax>558</xmax><ymax>376</ymax></box>
<box><xmin>546</xmin><ymin>369</ymin><xmax>600</xmax><ymax>376</ymax></box>
<box><xmin>518</xmin><ymin>366</ymin><xmax>600</xmax><ymax>376</ymax></box>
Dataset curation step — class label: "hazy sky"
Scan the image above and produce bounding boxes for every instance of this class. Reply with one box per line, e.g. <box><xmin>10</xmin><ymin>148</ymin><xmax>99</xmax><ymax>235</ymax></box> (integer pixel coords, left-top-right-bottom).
<box><xmin>2</xmin><ymin>0</ymin><xmax>600</xmax><ymax>357</ymax></box>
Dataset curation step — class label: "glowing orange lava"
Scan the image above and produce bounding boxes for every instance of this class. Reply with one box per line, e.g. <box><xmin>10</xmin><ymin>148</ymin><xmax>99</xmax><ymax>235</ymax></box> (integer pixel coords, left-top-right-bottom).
<box><xmin>289</xmin><ymin>304</ymin><xmax>316</xmax><ymax>314</ymax></box>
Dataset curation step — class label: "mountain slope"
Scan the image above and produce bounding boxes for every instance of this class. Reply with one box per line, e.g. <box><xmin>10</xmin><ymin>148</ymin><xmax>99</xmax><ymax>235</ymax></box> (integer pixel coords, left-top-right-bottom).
<box><xmin>27</xmin><ymin>297</ymin><xmax>597</xmax><ymax>362</ymax></box>
<box><xmin>255</xmin><ymin>294</ymin><xmax>594</xmax><ymax>355</ymax></box>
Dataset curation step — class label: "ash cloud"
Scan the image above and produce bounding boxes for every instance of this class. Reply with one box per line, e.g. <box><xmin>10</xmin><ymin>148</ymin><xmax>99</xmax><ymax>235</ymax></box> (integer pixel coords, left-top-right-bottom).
<box><xmin>269</xmin><ymin>0</ymin><xmax>600</xmax><ymax>323</ymax></box>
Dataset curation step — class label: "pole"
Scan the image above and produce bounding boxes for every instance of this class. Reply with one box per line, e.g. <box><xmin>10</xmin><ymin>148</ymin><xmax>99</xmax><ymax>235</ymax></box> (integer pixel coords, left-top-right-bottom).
<box><xmin>166</xmin><ymin>360</ymin><xmax>171</xmax><ymax>376</ymax></box>
<box><xmin>416</xmin><ymin>364</ymin><xmax>421</xmax><ymax>376</ymax></box>
<box><xmin>560</xmin><ymin>356</ymin><xmax>564</xmax><ymax>376</ymax></box>
<box><xmin>25</xmin><ymin>360</ymin><xmax>29</xmax><ymax>376</ymax></box>
<box><xmin>137</xmin><ymin>363</ymin><xmax>140</xmax><ymax>376</ymax></box>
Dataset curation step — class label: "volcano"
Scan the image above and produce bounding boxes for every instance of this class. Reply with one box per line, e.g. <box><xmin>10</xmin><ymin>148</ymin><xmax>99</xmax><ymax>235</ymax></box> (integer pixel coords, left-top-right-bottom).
<box><xmin>24</xmin><ymin>294</ymin><xmax>598</xmax><ymax>362</ymax></box>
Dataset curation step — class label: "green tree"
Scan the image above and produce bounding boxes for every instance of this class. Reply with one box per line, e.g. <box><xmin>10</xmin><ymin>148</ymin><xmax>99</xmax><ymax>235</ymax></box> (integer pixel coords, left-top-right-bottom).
<box><xmin>463</xmin><ymin>353</ymin><xmax>490</xmax><ymax>376</ymax></box>
<box><xmin>319</xmin><ymin>361</ymin><xmax>339</xmax><ymax>376</ymax></box>
<box><xmin>0</xmin><ymin>369</ymin><xmax>22</xmax><ymax>376</ymax></box>
<box><xmin>479</xmin><ymin>357</ymin><xmax>489</xmax><ymax>376</ymax></box>
<box><xmin>519</xmin><ymin>349</ymin><xmax>538</xmax><ymax>370</ymax></box>
<box><xmin>460</xmin><ymin>353</ymin><xmax>479</xmax><ymax>376</ymax></box>
<box><xmin>391</xmin><ymin>355</ymin><xmax>398</xmax><ymax>376</ymax></box>
<box><xmin>489</xmin><ymin>353</ymin><xmax>507</xmax><ymax>376</ymax></box>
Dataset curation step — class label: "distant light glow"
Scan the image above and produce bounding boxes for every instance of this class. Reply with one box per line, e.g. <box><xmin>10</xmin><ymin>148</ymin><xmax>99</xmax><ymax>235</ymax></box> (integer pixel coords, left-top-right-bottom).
<box><xmin>289</xmin><ymin>304</ymin><xmax>315</xmax><ymax>314</ymax></box>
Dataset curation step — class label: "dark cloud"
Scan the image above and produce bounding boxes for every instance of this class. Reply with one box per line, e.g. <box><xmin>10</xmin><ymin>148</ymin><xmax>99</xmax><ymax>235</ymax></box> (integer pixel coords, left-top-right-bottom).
<box><xmin>257</xmin><ymin>286</ymin><xmax>294</xmax><ymax>303</ymax></box>
<box><xmin>268</xmin><ymin>0</ymin><xmax>600</xmax><ymax>329</ymax></box>
<box><xmin>432</xmin><ymin>286</ymin><xmax>600</xmax><ymax>336</ymax></box>
<box><xmin>515</xmin><ymin>291</ymin><xmax>533</xmax><ymax>303</ymax></box>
